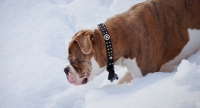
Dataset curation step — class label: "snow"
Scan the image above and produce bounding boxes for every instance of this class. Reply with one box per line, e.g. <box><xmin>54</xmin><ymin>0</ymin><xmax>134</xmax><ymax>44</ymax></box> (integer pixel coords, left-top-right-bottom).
<box><xmin>174</xmin><ymin>60</ymin><xmax>200</xmax><ymax>91</ymax></box>
<box><xmin>0</xmin><ymin>0</ymin><xmax>200</xmax><ymax>108</ymax></box>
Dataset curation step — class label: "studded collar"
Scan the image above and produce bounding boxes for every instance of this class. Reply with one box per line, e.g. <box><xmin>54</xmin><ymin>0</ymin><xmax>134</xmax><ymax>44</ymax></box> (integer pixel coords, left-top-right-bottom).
<box><xmin>98</xmin><ymin>23</ymin><xmax>118</xmax><ymax>82</ymax></box>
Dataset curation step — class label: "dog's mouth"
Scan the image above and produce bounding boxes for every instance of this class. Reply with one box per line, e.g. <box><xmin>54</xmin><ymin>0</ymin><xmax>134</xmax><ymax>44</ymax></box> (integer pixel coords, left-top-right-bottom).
<box><xmin>67</xmin><ymin>72</ymin><xmax>88</xmax><ymax>85</ymax></box>
<box><xmin>64</xmin><ymin>66</ymin><xmax>89</xmax><ymax>85</ymax></box>
<box><xmin>67</xmin><ymin>72</ymin><xmax>77</xmax><ymax>83</ymax></box>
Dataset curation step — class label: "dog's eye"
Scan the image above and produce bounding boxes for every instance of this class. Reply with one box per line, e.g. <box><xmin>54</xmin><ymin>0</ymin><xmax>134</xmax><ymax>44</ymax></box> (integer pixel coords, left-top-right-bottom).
<box><xmin>70</xmin><ymin>60</ymin><xmax>75</xmax><ymax>63</ymax></box>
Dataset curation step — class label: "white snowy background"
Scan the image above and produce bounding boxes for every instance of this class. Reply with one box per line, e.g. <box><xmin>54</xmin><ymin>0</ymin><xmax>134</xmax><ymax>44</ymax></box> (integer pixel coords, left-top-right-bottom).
<box><xmin>0</xmin><ymin>0</ymin><xmax>200</xmax><ymax>108</ymax></box>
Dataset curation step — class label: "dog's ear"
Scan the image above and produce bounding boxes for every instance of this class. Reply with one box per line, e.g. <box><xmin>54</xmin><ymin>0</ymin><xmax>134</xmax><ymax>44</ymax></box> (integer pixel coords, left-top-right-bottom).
<box><xmin>74</xmin><ymin>30</ymin><xmax>93</xmax><ymax>54</ymax></box>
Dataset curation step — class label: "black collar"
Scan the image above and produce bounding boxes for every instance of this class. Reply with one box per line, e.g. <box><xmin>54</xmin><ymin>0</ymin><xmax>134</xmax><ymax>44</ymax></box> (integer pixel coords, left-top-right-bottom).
<box><xmin>98</xmin><ymin>23</ymin><xmax>118</xmax><ymax>82</ymax></box>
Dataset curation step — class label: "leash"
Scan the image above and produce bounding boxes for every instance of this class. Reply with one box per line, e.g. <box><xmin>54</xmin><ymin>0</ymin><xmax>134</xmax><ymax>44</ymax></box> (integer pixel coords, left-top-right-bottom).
<box><xmin>98</xmin><ymin>23</ymin><xmax>118</xmax><ymax>82</ymax></box>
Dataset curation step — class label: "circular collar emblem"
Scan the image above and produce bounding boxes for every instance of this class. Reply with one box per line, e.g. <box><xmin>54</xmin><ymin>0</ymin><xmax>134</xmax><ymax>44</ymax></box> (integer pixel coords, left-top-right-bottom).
<box><xmin>104</xmin><ymin>34</ymin><xmax>110</xmax><ymax>40</ymax></box>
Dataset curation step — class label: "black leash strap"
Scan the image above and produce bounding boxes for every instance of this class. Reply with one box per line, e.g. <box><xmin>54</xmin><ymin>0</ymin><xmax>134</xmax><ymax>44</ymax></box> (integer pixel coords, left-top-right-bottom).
<box><xmin>98</xmin><ymin>23</ymin><xmax>118</xmax><ymax>82</ymax></box>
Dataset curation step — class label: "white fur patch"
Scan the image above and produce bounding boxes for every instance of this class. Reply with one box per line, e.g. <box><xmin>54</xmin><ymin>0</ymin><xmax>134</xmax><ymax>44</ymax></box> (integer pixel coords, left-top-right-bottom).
<box><xmin>89</xmin><ymin>57</ymin><xmax>106</xmax><ymax>81</ymax></box>
<box><xmin>68</xmin><ymin>64</ymin><xmax>79</xmax><ymax>79</ymax></box>
<box><xmin>115</xmin><ymin>58</ymin><xmax>143</xmax><ymax>78</ymax></box>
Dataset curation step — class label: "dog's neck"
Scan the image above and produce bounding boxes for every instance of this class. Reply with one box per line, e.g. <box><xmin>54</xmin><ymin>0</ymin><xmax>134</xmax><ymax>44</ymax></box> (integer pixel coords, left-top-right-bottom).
<box><xmin>92</xmin><ymin>27</ymin><xmax>108</xmax><ymax>67</ymax></box>
<box><xmin>92</xmin><ymin>22</ymin><xmax>138</xmax><ymax>68</ymax></box>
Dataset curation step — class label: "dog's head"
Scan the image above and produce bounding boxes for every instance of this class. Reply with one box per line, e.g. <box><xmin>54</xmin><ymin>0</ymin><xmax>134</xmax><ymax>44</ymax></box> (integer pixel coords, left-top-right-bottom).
<box><xmin>64</xmin><ymin>30</ymin><xmax>105</xmax><ymax>85</ymax></box>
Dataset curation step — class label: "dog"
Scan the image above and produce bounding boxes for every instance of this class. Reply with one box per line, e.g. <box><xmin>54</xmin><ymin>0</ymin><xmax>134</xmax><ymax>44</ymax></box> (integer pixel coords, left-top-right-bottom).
<box><xmin>64</xmin><ymin>0</ymin><xmax>200</xmax><ymax>85</ymax></box>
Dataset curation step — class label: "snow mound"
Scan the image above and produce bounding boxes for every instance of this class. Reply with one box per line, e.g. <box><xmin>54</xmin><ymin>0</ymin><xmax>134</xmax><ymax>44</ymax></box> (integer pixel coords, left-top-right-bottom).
<box><xmin>83</xmin><ymin>59</ymin><xmax>200</xmax><ymax>108</ymax></box>
<box><xmin>174</xmin><ymin>60</ymin><xmax>200</xmax><ymax>91</ymax></box>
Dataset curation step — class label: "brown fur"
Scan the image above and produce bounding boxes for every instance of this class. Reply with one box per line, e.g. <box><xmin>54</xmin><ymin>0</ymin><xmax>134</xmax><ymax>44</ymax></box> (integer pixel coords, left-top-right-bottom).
<box><xmin>68</xmin><ymin>0</ymin><xmax>200</xmax><ymax>77</ymax></box>
<box><xmin>68</xmin><ymin>30</ymin><xmax>93</xmax><ymax>78</ymax></box>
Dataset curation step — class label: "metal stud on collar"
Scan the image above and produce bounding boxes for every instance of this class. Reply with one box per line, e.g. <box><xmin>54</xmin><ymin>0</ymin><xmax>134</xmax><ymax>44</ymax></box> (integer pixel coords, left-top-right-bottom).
<box><xmin>104</xmin><ymin>34</ymin><xmax>110</xmax><ymax>40</ymax></box>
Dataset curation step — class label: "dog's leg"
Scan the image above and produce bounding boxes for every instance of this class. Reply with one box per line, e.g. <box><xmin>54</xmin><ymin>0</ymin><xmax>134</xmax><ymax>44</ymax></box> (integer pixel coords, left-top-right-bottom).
<box><xmin>117</xmin><ymin>65</ymin><xmax>177</xmax><ymax>85</ymax></box>
<box><xmin>159</xmin><ymin>65</ymin><xmax>177</xmax><ymax>72</ymax></box>
<box><xmin>117</xmin><ymin>71</ymin><xmax>133</xmax><ymax>84</ymax></box>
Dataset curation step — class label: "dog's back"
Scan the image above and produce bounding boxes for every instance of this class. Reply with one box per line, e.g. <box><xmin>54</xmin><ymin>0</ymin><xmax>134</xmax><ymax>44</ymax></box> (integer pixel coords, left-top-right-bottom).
<box><xmin>105</xmin><ymin>0</ymin><xmax>200</xmax><ymax>75</ymax></box>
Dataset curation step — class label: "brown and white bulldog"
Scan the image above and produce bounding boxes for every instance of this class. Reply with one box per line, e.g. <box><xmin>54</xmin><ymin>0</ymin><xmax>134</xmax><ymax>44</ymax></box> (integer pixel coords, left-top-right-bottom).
<box><xmin>64</xmin><ymin>0</ymin><xmax>200</xmax><ymax>85</ymax></box>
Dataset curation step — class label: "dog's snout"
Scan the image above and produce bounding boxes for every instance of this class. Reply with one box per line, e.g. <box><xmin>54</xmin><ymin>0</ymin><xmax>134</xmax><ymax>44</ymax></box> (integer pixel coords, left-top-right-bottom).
<box><xmin>64</xmin><ymin>67</ymin><xmax>69</xmax><ymax>75</ymax></box>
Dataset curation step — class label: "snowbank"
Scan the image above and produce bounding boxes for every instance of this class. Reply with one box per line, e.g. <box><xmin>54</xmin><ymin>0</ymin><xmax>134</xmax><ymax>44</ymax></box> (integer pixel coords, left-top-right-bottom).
<box><xmin>83</xmin><ymin>59</ymin><xmax>200</xmax><ymax>108</ymax></box>
<box><xmin>174</xmin><ymin>60</ymin><xmax>200</xmax><ymax>91</ymax></box>
<box><xmin>0</xmin><ymin>0</ymin><xmax>200</xmax><ymax>108</ymax></box>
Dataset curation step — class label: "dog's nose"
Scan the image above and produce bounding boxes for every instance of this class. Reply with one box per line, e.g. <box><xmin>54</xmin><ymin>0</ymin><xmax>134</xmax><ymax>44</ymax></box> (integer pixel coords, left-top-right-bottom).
<box><xmin>64</xmin><ymin>67</ymin><xmax>69</xmax><ymax>75</ymax></box>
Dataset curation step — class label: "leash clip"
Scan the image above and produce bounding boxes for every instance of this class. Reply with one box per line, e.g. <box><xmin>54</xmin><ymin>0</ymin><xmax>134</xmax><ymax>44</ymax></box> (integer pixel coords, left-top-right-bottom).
<box><xmin>109</xmin><ymin>74</ymin><xmax>119</xmax><ymax>82</ymax></box>
<box><xmin>107</xmin><ymin>68</ymin><xmax>118</xmax><ymax>82</ymax></box>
